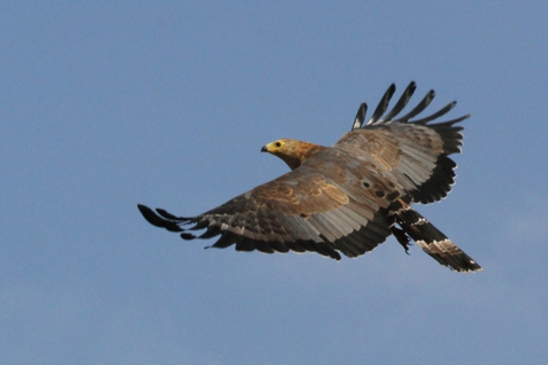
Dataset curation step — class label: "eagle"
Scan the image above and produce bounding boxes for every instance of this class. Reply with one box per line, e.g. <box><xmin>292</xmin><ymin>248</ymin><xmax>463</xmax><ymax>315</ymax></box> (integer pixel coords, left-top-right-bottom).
<box><xmin>138</xmin><ymin>82</ymin><xmax>481</xmax><ymax>272</ymax></box>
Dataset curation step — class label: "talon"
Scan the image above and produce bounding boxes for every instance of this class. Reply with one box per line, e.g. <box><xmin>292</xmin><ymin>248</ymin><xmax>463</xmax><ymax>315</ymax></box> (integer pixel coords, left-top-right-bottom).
<box><xmin>391</xmin><ymin>226</ymin><xmax>411</xmax><ymax>254</ymax></box>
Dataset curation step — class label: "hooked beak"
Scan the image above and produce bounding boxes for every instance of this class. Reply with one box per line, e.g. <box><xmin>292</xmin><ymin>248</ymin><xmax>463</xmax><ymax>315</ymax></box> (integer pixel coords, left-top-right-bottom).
<box><xmin>260</xmin><ymin>145</ymin><xmax>268</xmax><ymax>153</ymax></box>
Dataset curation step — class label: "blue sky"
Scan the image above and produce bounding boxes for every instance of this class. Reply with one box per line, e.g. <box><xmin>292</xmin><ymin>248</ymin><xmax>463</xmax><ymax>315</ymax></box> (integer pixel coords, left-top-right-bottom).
<box><xmin>1</xmin><ymin>1</ymin><xmax>547</xmax><ymax>364</ymax></box>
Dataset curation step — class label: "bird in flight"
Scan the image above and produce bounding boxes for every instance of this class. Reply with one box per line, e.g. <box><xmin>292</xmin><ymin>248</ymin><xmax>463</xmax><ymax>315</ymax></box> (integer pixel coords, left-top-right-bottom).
<box><xmin>138</xmin><ymin>82</ymin><xmax>481</xmax><ymax>272</ymax></box>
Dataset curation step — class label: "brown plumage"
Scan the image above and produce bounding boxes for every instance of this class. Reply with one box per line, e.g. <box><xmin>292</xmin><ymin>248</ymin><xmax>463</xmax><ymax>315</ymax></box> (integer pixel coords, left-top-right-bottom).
<box><xmin>138</xmin><ymin>82</ymin><xmax>481</xmax><ymax>272</ymax></box>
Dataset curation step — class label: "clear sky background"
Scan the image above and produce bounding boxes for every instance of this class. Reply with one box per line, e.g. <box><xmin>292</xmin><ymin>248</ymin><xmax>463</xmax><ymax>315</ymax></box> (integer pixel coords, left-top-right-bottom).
<box><xmin>1</xmin><ymin>2</ymin><xmax>547</xmax><ymax>364</ymax></box>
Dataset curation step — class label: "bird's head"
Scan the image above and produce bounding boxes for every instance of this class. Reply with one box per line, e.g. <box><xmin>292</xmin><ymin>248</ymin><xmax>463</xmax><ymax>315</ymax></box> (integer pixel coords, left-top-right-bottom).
<box><xmin>261</xmin><ymin>138</ymin><xmax>326</xmax><ymax>170</ymax></box>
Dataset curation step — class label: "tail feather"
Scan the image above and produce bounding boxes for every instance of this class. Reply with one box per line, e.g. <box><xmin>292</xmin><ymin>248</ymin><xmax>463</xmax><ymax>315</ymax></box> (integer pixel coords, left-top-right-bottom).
<box><xmin>396</xmin><ymin>207</ymin><xmax>481</xmax><ymax>272</ymax></box>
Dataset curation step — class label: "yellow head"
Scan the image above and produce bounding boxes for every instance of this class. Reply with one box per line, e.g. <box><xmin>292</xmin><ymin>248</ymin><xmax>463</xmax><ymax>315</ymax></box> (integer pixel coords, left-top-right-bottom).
<box><xmin>261</xmin><ymin>138</ymin><xmax>326</xmax><ymax>170</ymax></box>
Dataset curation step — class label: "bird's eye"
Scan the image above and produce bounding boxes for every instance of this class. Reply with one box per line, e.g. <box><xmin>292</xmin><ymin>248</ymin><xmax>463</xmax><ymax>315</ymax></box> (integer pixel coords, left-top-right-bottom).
<box><xmin>275</xmin><ymin>141</ymin><xmax>282</xmax><ymax>147</ymax></box>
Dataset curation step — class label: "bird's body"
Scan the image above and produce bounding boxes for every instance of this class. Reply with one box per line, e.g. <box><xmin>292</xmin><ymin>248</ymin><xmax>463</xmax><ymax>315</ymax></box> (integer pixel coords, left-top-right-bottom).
<box><xmin>138</xmin><ymin>82</ymin><xmax>481</xmax><ymax>272</ymax></box>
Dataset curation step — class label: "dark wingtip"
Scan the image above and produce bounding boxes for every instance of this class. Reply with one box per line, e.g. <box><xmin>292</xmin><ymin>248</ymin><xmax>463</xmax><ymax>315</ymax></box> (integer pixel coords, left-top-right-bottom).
<box><xmin>351</xmin><ymin>102</ymin><xmax>367</xmax><ymax>130</ymax></box>
<box><xmin>137</xmin><ymin>204</ymin><xmax>158</xmax><ymax>224</ymax></box>
<box><xmin>156</xmin><ymin>208</ymin><xmax>185</xmax><ymax>220</ymax></box>
<box><xmin>377</xmin><ymin>81</ymin><xmax>418</xmax><ymax>123</ymax></box>
<box><xmin>366</xmin><ymin>83</ymin><xmax>396</xmax><ymax>125</ymax></box>
<box><xmin>137</xmin><ymin>203</ymin><xmax>184</xmax><ymax>232</ymax></box>
<box><xmin>408</xmin><ymin>80</ymin><xmax>417</xmax><ymax>91</ymax></box>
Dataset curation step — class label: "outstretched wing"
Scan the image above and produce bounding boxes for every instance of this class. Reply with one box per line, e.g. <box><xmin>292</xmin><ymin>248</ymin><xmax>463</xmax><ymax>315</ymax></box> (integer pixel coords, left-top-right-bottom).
<box><xmin>342</xmin><ymin>83</ymin><xmax>480</xmax><ymax>272</ymax></box>
<box><xmin>342</xmin><ymin>81</ymin><xmax>468</xmax><ymax>204</ymax></box>
<box><xmin>138</xmin><ymin>148</ymin><xmax>406</xmax><ymax>260</ymax></box>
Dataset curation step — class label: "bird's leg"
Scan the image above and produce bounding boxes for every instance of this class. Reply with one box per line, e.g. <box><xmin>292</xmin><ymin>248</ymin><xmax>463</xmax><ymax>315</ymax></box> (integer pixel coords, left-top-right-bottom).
<box><xmin>391</xmin><ymin>226</ymin><xmax>412</xmax><ymax>255</ymax></box>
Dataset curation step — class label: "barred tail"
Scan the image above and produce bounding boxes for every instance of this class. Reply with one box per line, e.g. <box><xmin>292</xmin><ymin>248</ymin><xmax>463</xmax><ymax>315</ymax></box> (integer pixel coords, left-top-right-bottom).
<box><xmin>396</xmin><ymin>207</ymin><xmax>481</xmax><ymax>272</ymax></box>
